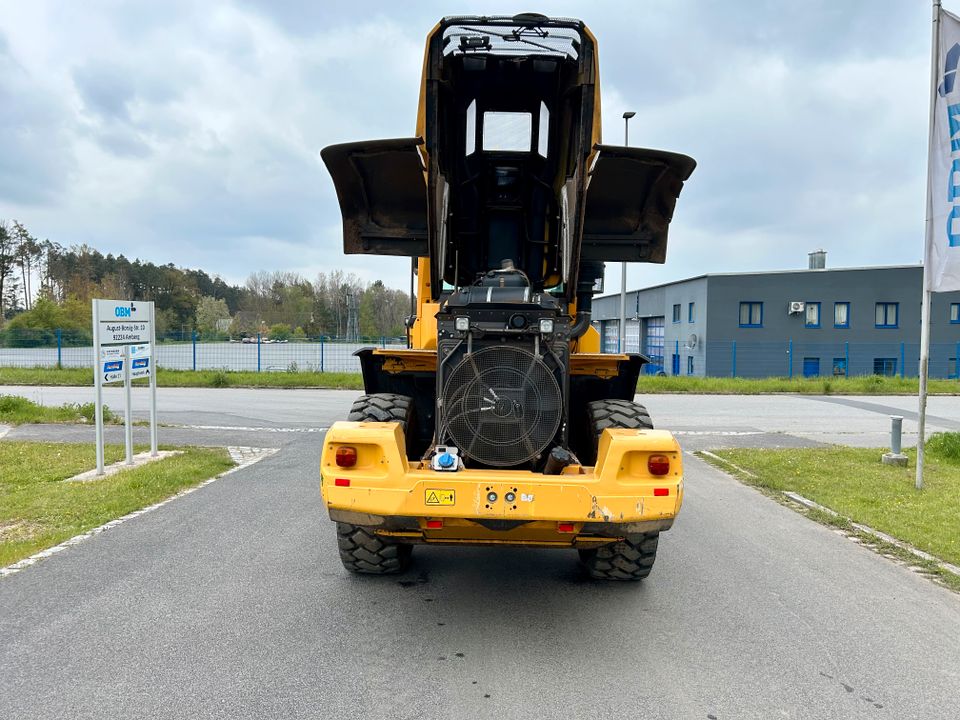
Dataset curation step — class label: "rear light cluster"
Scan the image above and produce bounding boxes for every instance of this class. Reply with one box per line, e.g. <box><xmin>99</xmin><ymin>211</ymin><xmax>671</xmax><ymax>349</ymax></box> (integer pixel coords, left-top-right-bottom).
<box><xmin>335</xmin><ymin>446</ymin><xmax>357</xmax><ymax>468</ymax></box>
<box><xmin>647</xmin><ymin>454</ymin><xmax>670</xmax><ymax>476</ymax></box>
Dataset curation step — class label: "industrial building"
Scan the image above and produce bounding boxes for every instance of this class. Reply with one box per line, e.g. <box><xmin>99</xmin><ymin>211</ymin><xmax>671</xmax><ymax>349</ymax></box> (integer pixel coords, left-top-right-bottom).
<box><xmin>591</xmin><ymin>254</ymin><xmax>960</xmax><ymax>378</ymax></box>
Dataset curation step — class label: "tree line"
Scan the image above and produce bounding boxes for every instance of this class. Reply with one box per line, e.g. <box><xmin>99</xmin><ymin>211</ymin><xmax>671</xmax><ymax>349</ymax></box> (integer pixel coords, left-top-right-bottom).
<box><xmin>0</xmin><ymin>220</ymin><xmax>412</xmax><ymax>344</ymax></box>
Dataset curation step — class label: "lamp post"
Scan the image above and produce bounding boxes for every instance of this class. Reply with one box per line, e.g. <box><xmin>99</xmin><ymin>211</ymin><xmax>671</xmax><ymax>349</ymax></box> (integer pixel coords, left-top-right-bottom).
<box><xmin>619</xmin><ymin>111</ymin><xmax>636</xmax><ymax>353</ymax></box>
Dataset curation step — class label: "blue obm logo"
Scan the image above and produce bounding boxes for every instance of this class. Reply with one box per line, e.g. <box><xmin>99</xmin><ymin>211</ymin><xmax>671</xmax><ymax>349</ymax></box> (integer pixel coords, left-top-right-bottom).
<box><xmin>940</xmin><ymin>43</ymin><xmax>960</xmax><ymax>247</ymax></box>
<box><xmin>114</xmin><ymin>303</ymin><xmax>136</xmax><ymax>318</ymax></box>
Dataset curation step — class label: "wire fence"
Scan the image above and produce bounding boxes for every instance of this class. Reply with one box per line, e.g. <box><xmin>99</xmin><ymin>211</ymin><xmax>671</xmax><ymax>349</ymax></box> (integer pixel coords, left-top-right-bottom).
<box><xmin>653</xmin><ymin>339</ymin><xmax>960</xmax><ymax>379</ymax></box>
<box><xmin>2</xmin><ymin>330</ymin><xmax>958</xmax><ymax>379</ymax></box>
<box><xmin>0</xmin><ymin>329</ymin><xmax>407</xmax><ymax>373</ymax></box>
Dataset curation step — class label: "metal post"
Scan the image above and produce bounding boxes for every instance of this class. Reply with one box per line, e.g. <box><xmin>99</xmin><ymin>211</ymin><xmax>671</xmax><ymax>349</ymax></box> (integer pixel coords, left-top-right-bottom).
<box><xmin>788</xmin><ymin>339</ymin><xmax>793</xmax><ymax>379</ymax></box>
<box><xmin>900</xmin><ymin>341</ymin><xmax>905</xmax><ymax>378</ymax></box>
<box><xmin>918</xmin><ymin>0</ymin><xmax>944</xmax><ymax>491</ymax></box>
<box><xmin>93</xmin><ymin>302</ymin><xmax>104</xmax><ymax>476</ymax></box>
<box><xmin>257</xmin><ymin>333</ymin><xmax>262</xmax><ymax>373</ymax></box>
<box><xmin>149</xmin><ymin>303</ymin><xmax>158</xmax><ymax>457</ymax></box>
<box><xmin>123</xmin><ymin>343</ymin><xmax>133</xmax><ymax>465</ymax></box>
<box><xmin>618</xmin><ymin>111</ymin><xmax>635</xmax><ymax>355</ymax></box>
<box><xmin>882</xmin><ymin>415</ymin><xmax>908</xmax><ymax>466</ymax></box>
<box><xmin>56</xmin><ymin>328</ymin><xmax>62</xmax><ymax>369</ymax></box>
<box><xmin>891</xmin><ymin>416</ymin><xmax>904</xmax><ymax>455</ymax></box>
<box><xmin>675</xmin><ymin>339</ymin><xmax>679</xmax><ymax>375</ymax></box>
<box><xmin>956</xmin><ymin>341</ymin><xmax>959</xmax><ymax>379</ymax></box>
<box><xmin>732</xmin><ymin>341</ymin><xmax>737</xmax><ymax>378</ymax></box>
<box><xmin>845</xmin><ymin>341</ymin><xmax>850</xmax><ymax>377</ymax></box>
<box><xmin>192</xmin><ymin>331</ymin><xmax>197</xmax><ymax>372</ymax></box>
<box><xmin>320</xmin><ymin>336</ymin><xmax>325</xmax><ymax>373</ymax></box>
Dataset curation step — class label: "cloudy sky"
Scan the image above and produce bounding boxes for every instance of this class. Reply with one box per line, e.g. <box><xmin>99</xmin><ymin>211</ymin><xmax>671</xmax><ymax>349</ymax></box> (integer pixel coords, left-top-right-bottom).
<box><xmin>0</xmin><ymin>1</ymin><xmax>933</xmax><ymax>293</ymax></box>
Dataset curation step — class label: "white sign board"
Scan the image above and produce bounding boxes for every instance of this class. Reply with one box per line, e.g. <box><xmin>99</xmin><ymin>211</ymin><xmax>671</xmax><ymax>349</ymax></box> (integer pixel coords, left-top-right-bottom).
<box><xmin>92</xmin><ymin>299</ymin><xmax>158</xmax><ymax>475</ymax></box>
<box><xmin>95</xmin><ymin>299</ymin><xmax>153</xmax><ymax>345</ymax></box>
<box><xmin>99</xmin><ymin>346</ymin><xmax>125</xmax><ymax>384</ymax></box>
<box><xmin>129</xmin><ymin>343</ymin><xmax>152</xmax><ymax>379</ymax></box>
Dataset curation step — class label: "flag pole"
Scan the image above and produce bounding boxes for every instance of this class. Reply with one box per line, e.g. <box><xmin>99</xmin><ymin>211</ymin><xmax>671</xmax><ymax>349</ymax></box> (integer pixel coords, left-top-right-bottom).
<box><xmin>918</xmin><ymin>0</ymin><xmax>942</xmax><ymax>491</ymax></box>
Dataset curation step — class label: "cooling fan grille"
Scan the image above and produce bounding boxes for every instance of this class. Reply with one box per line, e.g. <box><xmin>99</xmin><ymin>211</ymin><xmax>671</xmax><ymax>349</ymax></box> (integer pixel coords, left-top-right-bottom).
<box><xmin>441</xmin><ymin>346</ymin><xmax>561</xmax><ymax>466</ymax></box>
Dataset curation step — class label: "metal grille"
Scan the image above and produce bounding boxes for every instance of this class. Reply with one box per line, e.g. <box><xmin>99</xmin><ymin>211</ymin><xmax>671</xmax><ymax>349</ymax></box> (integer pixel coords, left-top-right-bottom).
<box><xmin>441</xmin><ymin>346</ymin><xmax>561</xmax><ymax>466</ymax></box>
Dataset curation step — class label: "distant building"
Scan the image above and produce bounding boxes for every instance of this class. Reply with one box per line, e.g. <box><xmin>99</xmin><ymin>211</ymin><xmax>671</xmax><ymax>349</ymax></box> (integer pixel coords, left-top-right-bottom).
<box><xmin>592</xmin><ymin>257</ymin><xmax>960</xmax><ymax>378</ymax></box>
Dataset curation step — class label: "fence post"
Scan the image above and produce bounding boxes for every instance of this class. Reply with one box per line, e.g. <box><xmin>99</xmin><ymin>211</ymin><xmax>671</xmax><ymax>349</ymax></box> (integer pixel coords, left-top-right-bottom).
<box><xmin>257</xmin><ymin>333</ymin><xmax>262</xmax><ymax>373</ymax></box>
<box><xmin>788</xmin><ymin>339</ymin><xmax>793</xmax><ymax>379</ymax></box>
<box><xmin>731</xmin><ymin>340</ymin><xmax>737</xmax><ymax>378</ymax></box>
<box><xmin>900</xmin><ymin>341</ymin><xmax>905</xmax><ymax>378</ymax></box>
<box><xmin>56</xmin><ymin>328</ymin><xmax>62</xmax><ymax>369</ymax></box>
<box><xmin>845</xmin><ymin>342</ymin><xmax>850</xmax><ymax>377</ymax></box>
<box><xmin>956</xmin><ymin>341</ymin><xmax>960</xmax><ymax>379</ymax></box>
<box><xmin>320</xmin><ymin>336</ymin><xmax>325</xmax><ymax>373</ymax></box>
<box><xmin>192</xmin><ymin>331</ymin><xmax>197</xmax><ymax>372</ymax></box>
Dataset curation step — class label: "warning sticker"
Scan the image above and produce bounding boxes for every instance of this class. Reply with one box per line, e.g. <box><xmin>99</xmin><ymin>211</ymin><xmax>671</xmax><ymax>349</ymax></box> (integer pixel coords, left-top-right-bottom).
<box><xmin>425</xmin><ymin>489</ymin><xmax>455</xmax><ymax>506</ymax></box>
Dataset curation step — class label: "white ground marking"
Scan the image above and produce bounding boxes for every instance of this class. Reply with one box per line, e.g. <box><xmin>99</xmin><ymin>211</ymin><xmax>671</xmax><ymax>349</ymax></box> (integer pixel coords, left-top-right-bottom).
<box><xmin>673</xmin><ymin>430</ymin><xmax>765</xmax><ymax>436</ymax></box>
<box><xmin>0</xmin><ymin>446</ymin><xmax>279</xmax><ymax>579</ymax></box>
<box><xmin>171</xmin><ymin>424</ymin><xmax>327</xmax><ymax>434</ymax></box>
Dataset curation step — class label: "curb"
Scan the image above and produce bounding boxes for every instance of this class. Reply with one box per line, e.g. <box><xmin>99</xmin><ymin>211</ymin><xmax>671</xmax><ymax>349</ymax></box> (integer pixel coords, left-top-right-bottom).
<box><xmin>0</xmin><ymin>446</ymin><xmax>279</xmax><ymax>579</ymax></box>
<box><xmin>698</xmin><ymin>450</ymin><xmax>960</xmax><ymax>581</ymax></box>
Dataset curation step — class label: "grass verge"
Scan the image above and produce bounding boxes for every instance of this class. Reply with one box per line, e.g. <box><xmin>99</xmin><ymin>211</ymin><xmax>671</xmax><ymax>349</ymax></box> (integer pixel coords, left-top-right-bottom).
<box><xmin>704</xmin><ymin>435</ymin><xmax>960</xmax><ymax>590</ymax></box>
<box><xmin>0</xmin><ymin>394</ymin><xmax>118</xmax><ymax>425</ymax></box>
<box><xmin>0</xmin><ymin>366</ymin><xmax>363</xmax><ymax>390</ymax></box>
<box><xmin>0</xmin><ymin>441</ymin><xmax>234</xmax><ymax>567</ymax></box>
<box><xmin>3</xmin><ymin>366</ymin><xmax>960</xmax><ymax>394</ymax></box>
<box><xmin>636</xmin><ymin>374</ymin><xmax>960</xmax><ymax>395</ymax></box>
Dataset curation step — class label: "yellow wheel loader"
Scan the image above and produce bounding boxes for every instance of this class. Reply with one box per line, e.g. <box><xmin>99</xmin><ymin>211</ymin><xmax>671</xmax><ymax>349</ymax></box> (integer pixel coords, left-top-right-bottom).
<box><xmin>320</xmin><ymin>14</ymin><xmax>695</xmax><ymax>580</ymax></box>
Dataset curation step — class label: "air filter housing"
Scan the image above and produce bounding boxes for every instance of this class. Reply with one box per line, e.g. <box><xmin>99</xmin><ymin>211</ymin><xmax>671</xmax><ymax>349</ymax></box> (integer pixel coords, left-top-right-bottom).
<box><xmin>436</xmin><ymin>286</ymin><xmax>569</xmax><ymax>468</ymax></box>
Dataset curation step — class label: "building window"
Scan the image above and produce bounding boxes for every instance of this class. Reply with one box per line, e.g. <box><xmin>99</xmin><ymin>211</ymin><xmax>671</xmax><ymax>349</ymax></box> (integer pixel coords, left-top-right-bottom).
<box><xmin>833</xmin><ymin>358</ymin><xmax>847</xmax><ymax>376</ymax></box>
<box><xmin>687</xmin><ymin>356</ymin><xmax>694</xmax><ymax>375</ymax></box>
<box><xmin>951</xmin><ymin>303</ymin><xmax>960</xmax><ymax>323</ymax></box>
<box><xmin>688</xmin><ymin>302</ymin><xmax>695</xmax><ymax>322</ymax></box>
<box><xmin>672</xmin><ymin>304</ymin><xmax>681</xmax><ymax>323</ymax></box>
<box><xmin>875</xmin><ymin>302</ymin><xmax>898</xmax><ymax>328</ymax></box>
<box><xmin>803</xmin><ymin>357</ymin><xmax>820</xmax><ymax>377</ymax></box>
<box><xmin>671</xmin><ymin>353</ymin><xmax>680</xmax><ymax>375</ymax></box>
<box><xmin>739</xmin><ymin>301</ymin><xmax>762</xmax><ymax>328</ymax></box>
<box><xmin>805</xmin><ymin>302</ymin><xmax>821</xmax><ymax>328</ymax></box>
<box><xmin>834</xmin><ymin>302</ymin><xmax>850</xmax><ymax>328</ymax></box>
<box><xmin>873</xmin><ymin>357</ymin><xmax>897</xmax><ymax>376</ymax></box>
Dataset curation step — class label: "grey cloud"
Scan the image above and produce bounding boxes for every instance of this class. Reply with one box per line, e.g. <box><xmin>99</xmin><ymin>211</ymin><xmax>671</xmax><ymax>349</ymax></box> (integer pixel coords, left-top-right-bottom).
<box><xmin>73</xmin><ymin>63</ymin><xmax>136</xmax><ymax>121</ymax></box>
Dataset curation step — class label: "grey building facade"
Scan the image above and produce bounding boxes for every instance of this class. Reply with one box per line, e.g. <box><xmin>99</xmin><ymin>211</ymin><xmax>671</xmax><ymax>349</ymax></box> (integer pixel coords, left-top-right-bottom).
<box><xmin>592</xmin><ymin>264</ymin><xmax>960</xmax><ymax>378</ymax></box>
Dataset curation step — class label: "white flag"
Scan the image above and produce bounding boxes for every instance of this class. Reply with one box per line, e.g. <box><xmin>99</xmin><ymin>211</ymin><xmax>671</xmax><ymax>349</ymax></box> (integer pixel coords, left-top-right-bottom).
<box><xmin>927</xmin><ymin>7</ymin><xmax>960</xmax><ymax>292</ymax></box>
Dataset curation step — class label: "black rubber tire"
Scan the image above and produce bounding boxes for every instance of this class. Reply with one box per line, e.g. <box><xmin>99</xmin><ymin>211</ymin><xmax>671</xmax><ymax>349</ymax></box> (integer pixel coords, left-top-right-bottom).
<box><xmin>348</xmin><ymin>393</ymin><xmax>415</xmax><ymax>456</ymax></box>
<box><xmin>579</xmin><ymin>533</ymin><xmax>660</xmax><ymax>581</ymax></box>
<box><xmin>336</xmin><ymin>523</ymin><xmax>412</xmax><ymax>574</ymax></box>
<box><xmin>581</xmin><ymin>398</ymin><xmax>653</xmax><ymax>464</ymax></box>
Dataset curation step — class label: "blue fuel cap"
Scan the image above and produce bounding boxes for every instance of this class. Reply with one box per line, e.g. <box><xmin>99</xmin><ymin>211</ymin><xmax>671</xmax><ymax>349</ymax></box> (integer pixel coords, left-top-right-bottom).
<box><xmin>437</xmin><ymin>452</ymin><xmax>455</xmax><ymax>468</ymax></box>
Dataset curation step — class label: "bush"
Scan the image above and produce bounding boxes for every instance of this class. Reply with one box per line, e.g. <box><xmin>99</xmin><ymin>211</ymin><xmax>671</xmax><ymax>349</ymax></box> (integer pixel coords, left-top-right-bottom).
<box><xmin>927</xmin><ymin>432</ymin><xmax>960</xmax><ymax>463</ymax></box>
<box><xmin>210</xmin><ymin>370</ymin><xmax>230</xmax><ymax>388</ymax></box>
<box><xmin>268</xmin><ymin>323</ymin><xmax>292</xmax><ymax>341</ymax></box>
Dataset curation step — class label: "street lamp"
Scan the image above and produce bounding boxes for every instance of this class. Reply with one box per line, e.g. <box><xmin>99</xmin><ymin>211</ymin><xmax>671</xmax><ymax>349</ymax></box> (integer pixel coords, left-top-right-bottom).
<box><xmin>619</xmin><ymin>111</ymin><xmax>636</xmax><ymax>353</ymax></box>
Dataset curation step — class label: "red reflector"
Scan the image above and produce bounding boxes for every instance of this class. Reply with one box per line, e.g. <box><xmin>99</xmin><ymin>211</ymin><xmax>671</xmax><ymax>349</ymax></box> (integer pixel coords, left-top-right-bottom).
<box><xmin>647</xmin><ymin>454</ymin><xmax>670</xmax><ymax>476</ymax></box>
<box><xmin>653</xmin><ymin>487</ymin><xmax>669</xmax><ymax>497</ymax></box>
<box><xmin>557</xmin><ymin>522</ymin><xmax>575</xmax><ymax>533</ymax></box>
<box><xmin>426</xmin><ymin>520</ymin><xmax>443</xmax><ymax>529</ymax></box>
<box><xmin>334</xmin><ymin>478</ymin><xmax>350</xmax><ymax>487</ymax></box>
<box><xmin>335</xmin><ymin>446</ymin><xmax>357</xmax><ymax>468</ymax></box>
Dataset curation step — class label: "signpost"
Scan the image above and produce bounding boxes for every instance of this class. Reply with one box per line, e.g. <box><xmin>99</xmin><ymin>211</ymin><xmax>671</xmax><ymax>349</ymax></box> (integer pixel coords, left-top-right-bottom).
<box><xmin>92</xmin><ymin>300</ymin><xmax>158</xmax><ymax>475</ymax></box>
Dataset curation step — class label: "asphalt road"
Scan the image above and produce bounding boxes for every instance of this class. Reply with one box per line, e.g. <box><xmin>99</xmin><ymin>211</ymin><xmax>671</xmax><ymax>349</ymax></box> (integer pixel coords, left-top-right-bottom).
<box><xmin>2</xmin><ymin>387</ymin><xmax>959</xmax><ymax>718</ymax></box>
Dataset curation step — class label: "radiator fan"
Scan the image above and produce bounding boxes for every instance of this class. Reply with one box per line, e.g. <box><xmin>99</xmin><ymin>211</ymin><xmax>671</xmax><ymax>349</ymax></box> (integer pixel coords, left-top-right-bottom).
<box><xmin>441</xmin><ymin>346</ymin><xmax>562</xmax><ymax>466</ymax></box>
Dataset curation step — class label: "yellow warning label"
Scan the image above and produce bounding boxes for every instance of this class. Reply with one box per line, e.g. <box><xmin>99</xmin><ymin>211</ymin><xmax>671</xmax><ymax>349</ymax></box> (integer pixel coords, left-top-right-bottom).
<box><xmin>425</xmin><ymin>489</ymin><xmax>455</xmax><ymax>506</ymax></box>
